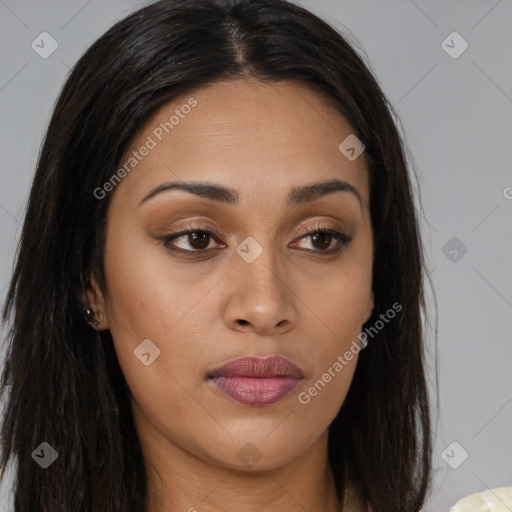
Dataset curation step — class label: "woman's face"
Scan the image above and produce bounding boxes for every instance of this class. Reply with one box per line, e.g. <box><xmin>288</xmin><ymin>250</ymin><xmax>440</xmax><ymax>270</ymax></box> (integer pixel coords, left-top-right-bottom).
<box><xmin>88</xmin><ymin>79</ymin><xmax>374</xmax><ymax>472</ymax></box>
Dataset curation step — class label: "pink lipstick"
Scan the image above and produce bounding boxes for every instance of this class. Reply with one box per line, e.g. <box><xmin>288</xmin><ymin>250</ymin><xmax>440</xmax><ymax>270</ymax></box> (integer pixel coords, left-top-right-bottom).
<box><xmin>207</xmin><ymin>355</ymin><xmax>304</xmax><ymax>407</ymax></box>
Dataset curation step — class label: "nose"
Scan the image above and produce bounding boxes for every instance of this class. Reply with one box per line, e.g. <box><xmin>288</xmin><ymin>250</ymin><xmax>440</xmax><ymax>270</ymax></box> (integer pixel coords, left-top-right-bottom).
<box><xmin>223</xmin><ymin>253</ymin><xmax>297</xmax><ymax>336</ymax></box>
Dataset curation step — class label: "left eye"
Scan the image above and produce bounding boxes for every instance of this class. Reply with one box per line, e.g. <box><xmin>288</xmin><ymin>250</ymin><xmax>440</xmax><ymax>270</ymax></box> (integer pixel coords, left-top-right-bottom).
<box><xmin>292</xmin><ymin>228</ymin><xmax>352</xmax><ymax>253</ymax></box>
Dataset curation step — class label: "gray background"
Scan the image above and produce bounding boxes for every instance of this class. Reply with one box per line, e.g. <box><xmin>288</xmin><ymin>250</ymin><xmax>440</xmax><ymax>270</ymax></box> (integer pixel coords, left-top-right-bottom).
<box><xmin>1</xmin><ymin>0</ymin><xmax>511</xmax><ymax>510</ymax></box>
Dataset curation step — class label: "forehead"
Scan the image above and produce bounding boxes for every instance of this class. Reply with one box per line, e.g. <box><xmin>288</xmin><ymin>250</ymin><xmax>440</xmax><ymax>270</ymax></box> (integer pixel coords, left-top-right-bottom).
<box><xmin>114</xmin><ymin>79</ymin><xmax>370</xmax><ymax>211</ymax></box>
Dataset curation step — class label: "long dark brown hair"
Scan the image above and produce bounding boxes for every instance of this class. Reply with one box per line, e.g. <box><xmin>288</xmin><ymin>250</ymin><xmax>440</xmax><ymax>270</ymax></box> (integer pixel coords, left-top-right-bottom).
<box><xmin>0</xmin><ymin>0</ymin><xmax>436</xmax><ymax>510</ymax></box>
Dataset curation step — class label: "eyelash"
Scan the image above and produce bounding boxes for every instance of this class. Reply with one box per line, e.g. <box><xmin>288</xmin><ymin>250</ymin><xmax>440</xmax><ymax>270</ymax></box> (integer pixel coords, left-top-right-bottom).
<box><xmin>161</xmin><ymin>223</ymin><xmax>352</xmax><ymax>257</ymax></box>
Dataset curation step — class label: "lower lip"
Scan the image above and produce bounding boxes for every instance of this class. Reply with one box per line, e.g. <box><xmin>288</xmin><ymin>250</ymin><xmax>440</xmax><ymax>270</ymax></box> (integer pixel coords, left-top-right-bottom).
<box><xmin>209</xmin><ymin>376</ymin><xmax>301</xmax><ymax>406</ymax></box>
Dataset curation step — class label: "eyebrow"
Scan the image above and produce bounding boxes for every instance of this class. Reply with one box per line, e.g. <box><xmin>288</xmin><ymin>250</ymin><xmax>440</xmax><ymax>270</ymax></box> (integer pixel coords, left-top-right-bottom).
<box><xmin>139</xmin><ymin>178</ymin><xmax>363</xmax><ymax>208</ymax></box>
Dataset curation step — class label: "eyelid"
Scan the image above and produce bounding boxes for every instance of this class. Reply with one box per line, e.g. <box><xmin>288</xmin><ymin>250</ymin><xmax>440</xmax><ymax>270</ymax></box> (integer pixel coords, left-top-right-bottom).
<box><xmin>164</xmin><ymin>221</ymin><xmax>221</xmax><ymax>237</ymax></box>
<box><xmin>295</xmin><ymin>220</ymin><xmax>346</xmax><ymax>236</ymax></box>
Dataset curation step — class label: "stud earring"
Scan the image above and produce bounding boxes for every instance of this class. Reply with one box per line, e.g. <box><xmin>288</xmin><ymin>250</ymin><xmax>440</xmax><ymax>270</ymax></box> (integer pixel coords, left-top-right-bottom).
<box><xmin>83</xmin><ymin>306</ymin><xmax>99</xmax><ymax>327</ymax></box>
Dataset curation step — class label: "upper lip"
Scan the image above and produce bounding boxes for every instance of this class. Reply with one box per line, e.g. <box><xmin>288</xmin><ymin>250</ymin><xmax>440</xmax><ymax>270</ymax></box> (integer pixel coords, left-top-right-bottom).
<box><xmin>208</xmin><ymin>355</ymin><xmax>304</xmax><ymax>379</ymax></box>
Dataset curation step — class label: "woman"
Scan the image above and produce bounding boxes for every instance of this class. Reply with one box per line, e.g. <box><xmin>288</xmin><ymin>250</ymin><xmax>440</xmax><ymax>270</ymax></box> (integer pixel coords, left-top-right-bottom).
<box><xmin>0</xmin><ymin>0</ymin><xmax>435</xmax><ymax>510</ymax></box>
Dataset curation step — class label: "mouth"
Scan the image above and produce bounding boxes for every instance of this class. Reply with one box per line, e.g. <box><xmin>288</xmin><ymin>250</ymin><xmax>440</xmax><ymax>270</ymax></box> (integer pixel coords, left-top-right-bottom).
<box><xmin>206</xmin><ymin>355</ymin><xmax>304</xmax><ymax>407</ymax></box>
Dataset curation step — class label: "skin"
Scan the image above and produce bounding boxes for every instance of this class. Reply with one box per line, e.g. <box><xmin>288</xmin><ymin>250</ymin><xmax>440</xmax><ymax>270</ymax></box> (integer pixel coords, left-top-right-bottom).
<box><xmin>86</xmin><ymin>78</ymin><xmax>374</xmax><ymax>512</ymax></box>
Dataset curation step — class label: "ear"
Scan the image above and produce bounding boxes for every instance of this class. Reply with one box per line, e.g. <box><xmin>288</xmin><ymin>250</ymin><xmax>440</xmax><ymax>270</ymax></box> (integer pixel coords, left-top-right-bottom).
<box><xmin>364</xmin><ymin>289</ymin><xmax>375</xmax><ymax>323</ymax></box>
<box><xmin>82</xmin><ymin>272</ymin><xmax>109</xmax><ymax>330</ymax></box>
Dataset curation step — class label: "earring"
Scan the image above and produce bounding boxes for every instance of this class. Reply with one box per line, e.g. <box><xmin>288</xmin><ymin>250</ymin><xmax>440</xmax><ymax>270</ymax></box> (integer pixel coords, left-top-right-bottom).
<box><xmin>84</xmin><ymin>306</ymin><xmax>100</xmax><ymax>327</ymax></box>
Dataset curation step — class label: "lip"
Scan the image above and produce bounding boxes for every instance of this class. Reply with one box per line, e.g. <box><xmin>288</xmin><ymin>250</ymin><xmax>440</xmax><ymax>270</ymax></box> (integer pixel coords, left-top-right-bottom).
<box><xmin>207</xmin><ymin>355</ymin><xmax>304</xmax><ymax>407</ymax></box>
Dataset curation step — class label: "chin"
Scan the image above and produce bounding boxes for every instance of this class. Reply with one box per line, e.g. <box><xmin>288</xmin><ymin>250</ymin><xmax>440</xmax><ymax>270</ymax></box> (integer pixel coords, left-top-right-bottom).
<box><xmin>200</xmin><ymin>431</ymin><xmax>314</xmax><ymax>472</ymax></box>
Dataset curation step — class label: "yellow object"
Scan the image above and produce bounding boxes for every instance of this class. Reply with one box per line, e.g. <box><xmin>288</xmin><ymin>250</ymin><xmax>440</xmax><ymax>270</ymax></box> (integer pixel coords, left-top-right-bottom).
<box><xmin>450</xmin><ymin>487</ymin><xmax>512</xmax><ymax>511</ymax></box>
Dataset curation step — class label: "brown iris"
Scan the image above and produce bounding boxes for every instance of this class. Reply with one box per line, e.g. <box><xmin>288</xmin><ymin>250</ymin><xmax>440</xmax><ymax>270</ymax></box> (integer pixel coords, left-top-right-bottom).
<box><xmin>310</xmin><ymin>232</ymin><xmax>332</xmax><ymax>250</ymax></box>
<box><xmin>187</xmin><ymin>231</ymin><xmax>210</xmax><ymax>250</ymax></box>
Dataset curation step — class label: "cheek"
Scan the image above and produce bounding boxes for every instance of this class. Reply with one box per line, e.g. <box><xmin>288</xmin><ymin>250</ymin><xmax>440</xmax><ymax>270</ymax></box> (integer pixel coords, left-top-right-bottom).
<box><xmin>101</xmin><ymin>239</ymin><xmax>212</xmax><ymax>445</ymax></box>
<box><xmin>297</xmin><ymin>250</ymin><xmax>371</xmax><ymax>407</ymax></box>
<box><xmin>293</xmin><ymin>282</ymin><xmax>367</xmax><ymax>429</ymax></box>
<box><xmin>100</xmin><ymin>227</ymin><xmax>213</xmax><ymax>395</ymax></box>
<box><xmin>101</xmin><ymin>222</ymin><xmax>205</xmax><ymax>339</ymax></box>
<box><xmin>302</xmin><ymin>256</ymin><xmax>373</xmax><ymax>342</ymax></box>
<box><xmin>297</xmin><ymin>356</ymin><xmax>358</xmax><ymax>418</ymax></box>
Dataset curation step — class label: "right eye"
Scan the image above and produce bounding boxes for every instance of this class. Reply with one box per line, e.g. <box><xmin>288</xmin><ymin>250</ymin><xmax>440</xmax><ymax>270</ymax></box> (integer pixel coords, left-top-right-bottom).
<box><xmin>162</xmin><ymin>226</ymin><xmax>226</xmax><ymax>254</ymax></box>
